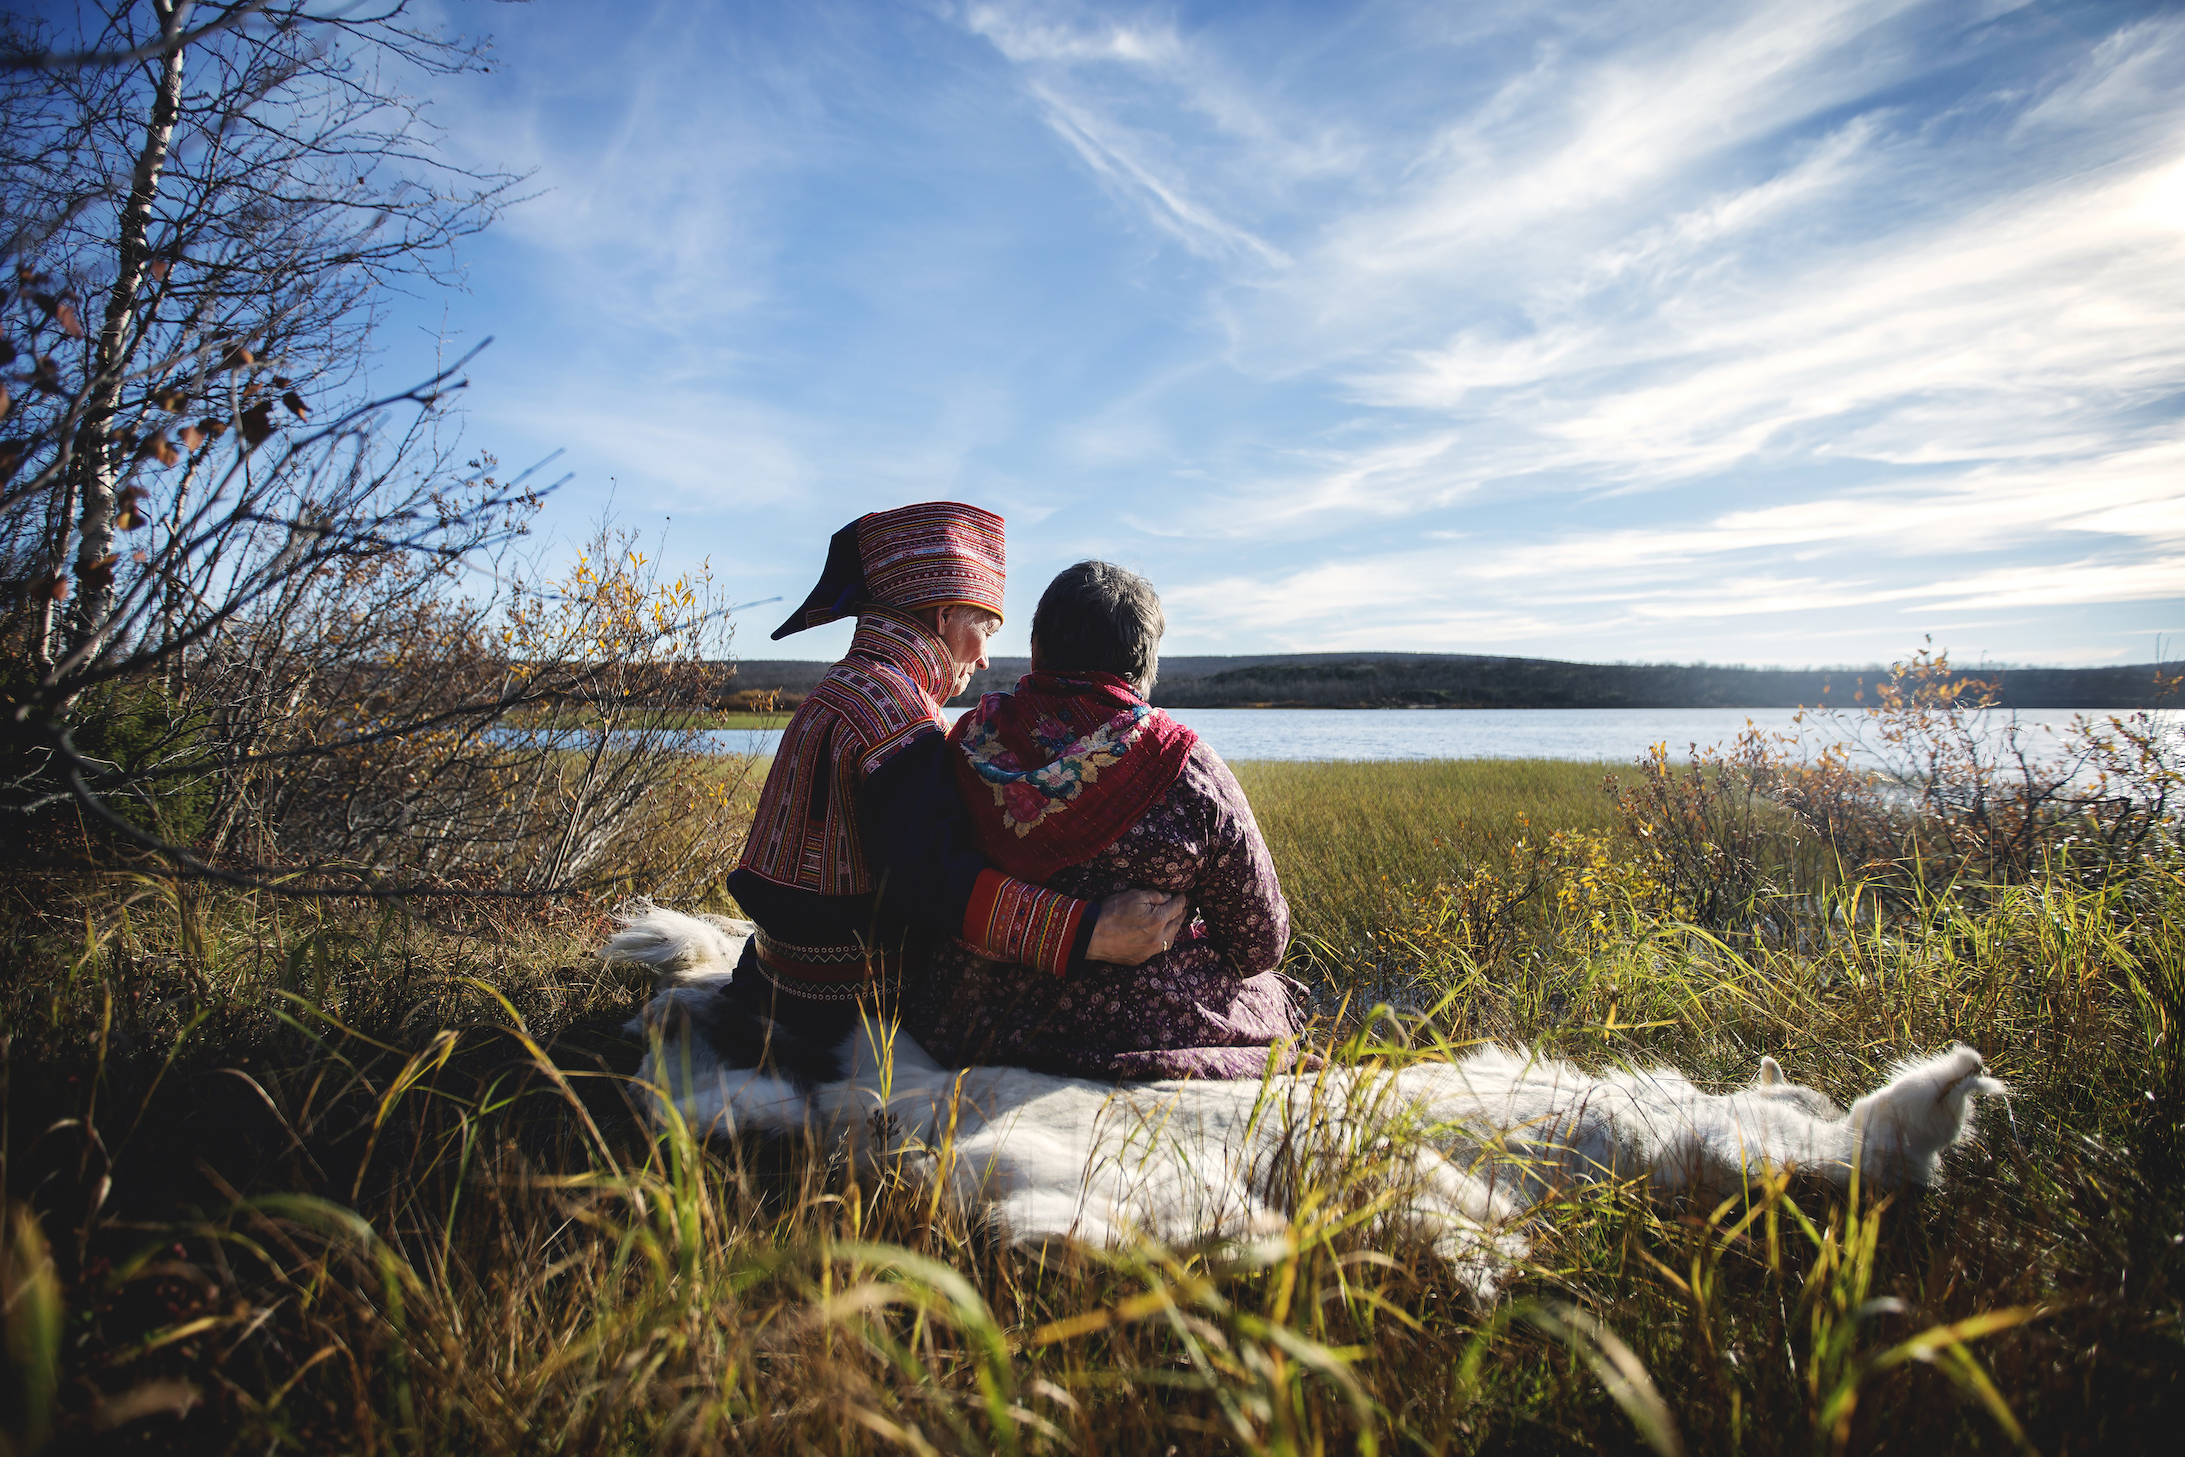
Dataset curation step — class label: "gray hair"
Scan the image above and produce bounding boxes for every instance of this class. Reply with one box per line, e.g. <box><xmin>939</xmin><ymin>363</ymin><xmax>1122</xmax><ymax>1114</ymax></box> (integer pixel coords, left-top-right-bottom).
<box><xmin>1031</xmin><ymin>561</ymin><xmax>1165</xmax><ymax>694</ymax></box>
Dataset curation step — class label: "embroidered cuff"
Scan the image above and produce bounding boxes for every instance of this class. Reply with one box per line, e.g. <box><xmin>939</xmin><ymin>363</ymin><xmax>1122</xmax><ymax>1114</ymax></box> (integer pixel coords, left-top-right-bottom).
<box><xmin>963</xmin><ymin>868</ymin><xmax>1090</xmax><ymax>979</ymax></box>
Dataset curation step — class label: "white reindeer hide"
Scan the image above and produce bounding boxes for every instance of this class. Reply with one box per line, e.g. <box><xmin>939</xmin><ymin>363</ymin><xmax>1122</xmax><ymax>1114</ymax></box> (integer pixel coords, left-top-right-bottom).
<box><xmin>608</xmin><ymin>905</ymin><xmax>2004</xmax><ymax>1298</ymax></box>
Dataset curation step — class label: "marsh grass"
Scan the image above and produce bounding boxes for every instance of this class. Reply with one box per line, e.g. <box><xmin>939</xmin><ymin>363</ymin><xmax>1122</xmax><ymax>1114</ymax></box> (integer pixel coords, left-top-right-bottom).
<box><xmin>1236</xmin><ymin>759</ymin><xmax>1627</xmax><ymax>1003</ymax></box>
<box><xmin>1236</xmin><ymin>759</ymin><xmax>1625</xmax><ymax>939</ymax></box>
<box><xmin>3</xmin><ymin>761</ymin><xmax>2181</xmax><ymax>1454</ymax></box>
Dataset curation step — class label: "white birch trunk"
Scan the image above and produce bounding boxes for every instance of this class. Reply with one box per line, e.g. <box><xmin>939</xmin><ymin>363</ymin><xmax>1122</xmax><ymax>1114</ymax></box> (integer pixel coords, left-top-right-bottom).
<box><xmin>64</xmin><ymin>2</ymin><xmax>187</xmax><ymax>664</ymax></box>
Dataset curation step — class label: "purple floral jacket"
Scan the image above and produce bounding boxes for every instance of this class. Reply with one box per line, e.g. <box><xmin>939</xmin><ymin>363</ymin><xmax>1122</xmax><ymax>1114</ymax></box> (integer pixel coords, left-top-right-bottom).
<box><xmin>902</xmin><ymin>739</ymin><xmax>1304</xmax><ymax>1080</ymax></box>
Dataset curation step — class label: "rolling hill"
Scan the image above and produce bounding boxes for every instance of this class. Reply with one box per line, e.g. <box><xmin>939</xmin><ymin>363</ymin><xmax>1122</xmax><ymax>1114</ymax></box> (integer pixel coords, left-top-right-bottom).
<box><xmin>725</xmin><ymin>651</ymin><xmax>2179</xmax><ymax>710</ymax></box>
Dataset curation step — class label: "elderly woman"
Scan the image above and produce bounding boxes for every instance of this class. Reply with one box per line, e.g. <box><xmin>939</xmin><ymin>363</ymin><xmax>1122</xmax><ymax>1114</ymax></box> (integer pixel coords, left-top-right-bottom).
<box><xmin>902</xmin><ymin>561</ymin><xmax>1306</xmax><ymax>1080</ymax></box>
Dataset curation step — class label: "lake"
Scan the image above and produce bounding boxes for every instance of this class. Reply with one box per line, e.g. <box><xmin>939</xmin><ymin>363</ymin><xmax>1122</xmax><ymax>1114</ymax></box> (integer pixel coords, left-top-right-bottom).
<box><xmin>693</xmin><ymin>705</ymin><xmax>2179</xmax><ymax>765</ymax></box>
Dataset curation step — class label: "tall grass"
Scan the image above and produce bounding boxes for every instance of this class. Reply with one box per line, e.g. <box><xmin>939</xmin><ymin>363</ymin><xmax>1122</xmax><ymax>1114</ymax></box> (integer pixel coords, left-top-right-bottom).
<box><xmin>3</xmin><ymin>760</ymin><xmax>2181</xmax><ymax>1454</ymax></box>
<box><xmin>1235</xmin><ymin>759</ymin><xmax>1624</xmax><ymax>944</ymax></box>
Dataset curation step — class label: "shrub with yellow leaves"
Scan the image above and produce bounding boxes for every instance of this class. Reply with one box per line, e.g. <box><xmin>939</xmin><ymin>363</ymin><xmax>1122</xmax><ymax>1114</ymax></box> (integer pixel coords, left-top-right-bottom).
<box><xmin>186</xmin><ymin>517</ymin><xmax>754</xmax><ymax>900</ymax></box>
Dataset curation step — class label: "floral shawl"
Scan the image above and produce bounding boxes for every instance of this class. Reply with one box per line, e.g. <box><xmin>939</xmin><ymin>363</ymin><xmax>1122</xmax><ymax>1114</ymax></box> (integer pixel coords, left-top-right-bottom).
<box><xmin>949</xmin><ymin>671</ymin><xmax>1199</xmax><ymax>883</ymax></box>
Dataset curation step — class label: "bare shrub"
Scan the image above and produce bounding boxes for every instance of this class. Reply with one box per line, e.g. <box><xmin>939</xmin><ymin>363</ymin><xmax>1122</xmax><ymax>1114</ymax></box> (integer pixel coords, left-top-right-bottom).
<box><xmin>1608</xmin><ymin>646</ymin><xmax>2184</xmax><ymax>932</ymax></box>
<box><xmin>190</xmin><ymin>519</ymin><xmax>752</xmax><ymax>896</ymax></box>
<box><xmin>1604</xmin><ymin>738</ymin><xmax>1790</xmax><ymax>930</ymax></box>
<box><xmin>0</xmin><ymin>6</ymin><xmax>751</xmax><ymax>899</ymax></box>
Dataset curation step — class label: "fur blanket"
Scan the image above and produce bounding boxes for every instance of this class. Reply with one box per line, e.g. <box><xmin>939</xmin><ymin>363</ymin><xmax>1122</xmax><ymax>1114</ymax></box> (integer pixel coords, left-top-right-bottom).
<box><xmin>606</xmin><ymin>905</ymin><xmax>2005</xmax><ymax>1297</ymax></box>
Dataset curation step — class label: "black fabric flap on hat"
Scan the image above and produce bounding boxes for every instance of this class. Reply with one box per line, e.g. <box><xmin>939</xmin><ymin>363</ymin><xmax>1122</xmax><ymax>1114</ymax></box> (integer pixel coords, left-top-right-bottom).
<box><xmin>772</xmin><ymin>520</ymin><xmax>866</xmax><ymax>640</ymax></box>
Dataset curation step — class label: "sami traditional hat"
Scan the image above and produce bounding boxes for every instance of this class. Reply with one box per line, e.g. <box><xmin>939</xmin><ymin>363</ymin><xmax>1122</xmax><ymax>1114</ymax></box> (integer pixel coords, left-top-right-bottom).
<box><xmin>771</xmin><ymin>501</ymin><xmax>1007</xmax><ymax>640</ymax></box>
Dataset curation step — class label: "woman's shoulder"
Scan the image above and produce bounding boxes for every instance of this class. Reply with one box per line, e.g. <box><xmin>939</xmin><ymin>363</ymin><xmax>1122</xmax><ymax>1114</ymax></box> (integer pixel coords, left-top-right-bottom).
<box><xmin>1168</xmin><ymin>737</ymin><xmax>1255</xmax><ymax>821</ymax></box>
<box><xmin>1175</xmin><ymin>734</ymin><xmax>1237</xmax><ymax>782</ymax></box>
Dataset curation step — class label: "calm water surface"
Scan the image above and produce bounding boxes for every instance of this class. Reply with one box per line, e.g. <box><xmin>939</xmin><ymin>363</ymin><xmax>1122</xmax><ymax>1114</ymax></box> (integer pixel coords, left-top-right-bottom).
<box><xmin>696</xmin><ymin>706</ymin><xmax>2178</xmax><ymax>765</ymax></box>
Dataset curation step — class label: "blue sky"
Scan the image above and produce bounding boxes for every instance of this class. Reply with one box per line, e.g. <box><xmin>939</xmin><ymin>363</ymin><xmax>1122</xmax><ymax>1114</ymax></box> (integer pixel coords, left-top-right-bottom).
<box><xmin>374</xmin><ymin>0</ymin><xmax>2182</xmax><ymax>668</ymax></box>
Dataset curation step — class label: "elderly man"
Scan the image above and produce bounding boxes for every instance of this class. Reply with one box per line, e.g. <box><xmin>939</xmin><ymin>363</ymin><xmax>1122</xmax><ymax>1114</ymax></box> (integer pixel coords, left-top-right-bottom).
<box><xmin>722</xmin><ymin>504</ymin><xmax>1187</xmax><ymax>1082</ymax></box>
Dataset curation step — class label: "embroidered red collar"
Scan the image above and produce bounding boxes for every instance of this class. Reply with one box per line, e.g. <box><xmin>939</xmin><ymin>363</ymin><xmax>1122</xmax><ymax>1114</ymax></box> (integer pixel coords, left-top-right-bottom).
<box><xmin>845</xmin><ymin>607</ymin><xmax>957</xmax><ymax>704</ymax></box>
<box><xmin>949</xmin><ymin>671</ymin><xmax>1198</xmax><ymax>882</ymax></box>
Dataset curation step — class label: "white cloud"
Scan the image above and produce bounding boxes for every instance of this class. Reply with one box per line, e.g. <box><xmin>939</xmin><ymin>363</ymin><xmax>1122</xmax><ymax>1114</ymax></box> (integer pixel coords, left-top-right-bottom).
<box><xmin>955</xmin><ymin>0</ymin><xmax>1359</xmax><ymax>268</ymax></box>
<box><xmin>1029</xmin><ymin>86</ymin><xmax>1291</xmax><ymax>267</ymax></box>
<box><xmin>959</xmin><ymin>1</ymin><xmax>1182</xmax><ymax>65</ymax></box>
<box><xmin>466</xmin><ymin>383</ymin><xmax>818</xmax><ymax>520</ymax></box>
<box><xmin>421</xmin><ymin>1</ymin><xmax>806</xmax><ymax>342</ymax></box>
<box><xmin>1158</xmin><ymin>430</ymin><xmax>2184</xmax><ymax>651</ymax></box>
<box><xmin>1289</xmin><ymin>0</ymin><xmax>1929</xmax><ymax>313</ymax></box>
<box><xmin>1915</xmin><ymin>557</ymin><xmax>2185</xmax><ymax>612</ymax></box>
<box><xmin>1136</xmin><ymin>6</ymin><xmax>2185</xmax><ymax>554</ymax></box>
<box><xmin>1128</xmin><ymin>430</ymin><xmax>1472</xmax><ymax>538</ymax></box>
<box><xmin>404</xmin><ymin>0</ymin><xmax>2185</xmax><ymax>665</ymax></box>
<box><xmin>2017</xmin><ymin>14</ymin><xmax>2185</xmax><ymax>133</ymax></box>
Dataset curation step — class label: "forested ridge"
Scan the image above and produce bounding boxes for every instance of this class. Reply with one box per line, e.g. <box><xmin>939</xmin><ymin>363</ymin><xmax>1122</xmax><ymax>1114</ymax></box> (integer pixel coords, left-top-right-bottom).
<box><xmin>731</xmin><ymin>651</ymin><xmax>2184</xmax><ymax>709</ymax></box>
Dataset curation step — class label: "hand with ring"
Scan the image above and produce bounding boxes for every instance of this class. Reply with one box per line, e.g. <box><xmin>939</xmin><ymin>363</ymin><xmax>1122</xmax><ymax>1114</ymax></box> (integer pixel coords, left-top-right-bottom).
<box><xmin>1088</xmin><ymin>888</ymin><xmax>1189</xmax><ymax>965</ymax></box>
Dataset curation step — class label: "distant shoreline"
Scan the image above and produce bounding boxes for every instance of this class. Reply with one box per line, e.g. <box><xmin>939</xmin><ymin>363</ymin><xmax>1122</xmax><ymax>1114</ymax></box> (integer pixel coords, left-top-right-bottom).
<box><xmin>721</xmin><ymin>650</ymin><xmax>2181</xmax><ymax>712</ymax></box>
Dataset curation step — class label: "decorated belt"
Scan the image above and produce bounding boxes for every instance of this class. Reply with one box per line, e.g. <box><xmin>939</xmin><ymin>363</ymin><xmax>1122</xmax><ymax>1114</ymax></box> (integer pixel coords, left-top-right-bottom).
<box><xmin>752</xmin><ymin>930</ymin><xmax>899</xmax><ymax>1002</ymax></box>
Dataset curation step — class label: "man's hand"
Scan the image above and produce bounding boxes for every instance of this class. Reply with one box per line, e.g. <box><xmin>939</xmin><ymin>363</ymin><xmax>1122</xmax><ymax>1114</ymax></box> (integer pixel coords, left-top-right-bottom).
<box><xmin>1087</xmin><ymin>889</ymin><xmax>1190</xmax><ymax>966</ymax></box>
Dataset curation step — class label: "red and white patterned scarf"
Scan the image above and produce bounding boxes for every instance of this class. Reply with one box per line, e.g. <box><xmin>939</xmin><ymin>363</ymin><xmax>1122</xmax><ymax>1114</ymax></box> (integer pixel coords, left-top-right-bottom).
<box><xmin>950</xmin><ymin>671</ymin><xmax>1198</xmax><ymax>882</ymax></box>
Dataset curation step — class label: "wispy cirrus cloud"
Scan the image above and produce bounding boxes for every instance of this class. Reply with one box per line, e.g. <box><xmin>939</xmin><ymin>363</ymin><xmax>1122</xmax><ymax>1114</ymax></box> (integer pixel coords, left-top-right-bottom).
<box><xmin>1027</xmin><ymin>85</ymin><xmax>1291</xmax><ymax>267</ymax></box>
<box><xmin>959</xmin><ymin>1</ymin><xmax>1182</xmax><ymax>65</ymax></box>
<box><xmin>386</xmin><ymin>0</ymin><xmax>2181</xmax><ymax>667</ymax></box>
<box><xmin>956</xmin><ymin>0</ymin><xmax>1351</xmax><ymax>268</ymax></box>
<box><xmin>967</xmin><ymin>0</ymin><xmax>2185</xmax><ymax>667</ymax></box>
<box><xmin>1159</xmin><ymin>435</ymin><xmax>2184</xmax><ymax>660</ymax></box>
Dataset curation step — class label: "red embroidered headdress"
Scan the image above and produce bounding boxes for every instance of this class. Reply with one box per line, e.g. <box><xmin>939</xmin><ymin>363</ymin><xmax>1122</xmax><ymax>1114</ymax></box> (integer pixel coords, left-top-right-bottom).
<box><xmin>773</xmin><ymin>501</ymin><xmax>1007</xmax><ymax>640</ymax></box>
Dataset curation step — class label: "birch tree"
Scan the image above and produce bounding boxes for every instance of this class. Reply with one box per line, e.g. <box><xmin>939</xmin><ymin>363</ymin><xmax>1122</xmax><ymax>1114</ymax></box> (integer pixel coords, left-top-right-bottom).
<box><xmin>3</xmin><ymin>0</ymin><xmax>510</xmax><ymax>664</ymax></box>
<box><xmin>0</xmin><ymin>4</ymin><xmax>753</xmax><ymax>895</ymax></box>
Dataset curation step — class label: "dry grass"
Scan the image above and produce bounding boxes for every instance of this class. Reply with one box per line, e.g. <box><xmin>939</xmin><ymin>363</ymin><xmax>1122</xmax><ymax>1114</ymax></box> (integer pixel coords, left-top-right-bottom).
<box><xmin>1235</xmin><ymin>758</ymin><xmax>1624</xmax><ymax>949</ymax></box>
<box><xmin>3</xmin><ymin>759</ymin><xmax>2181</xmax><ymax>1455</ymax></box>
